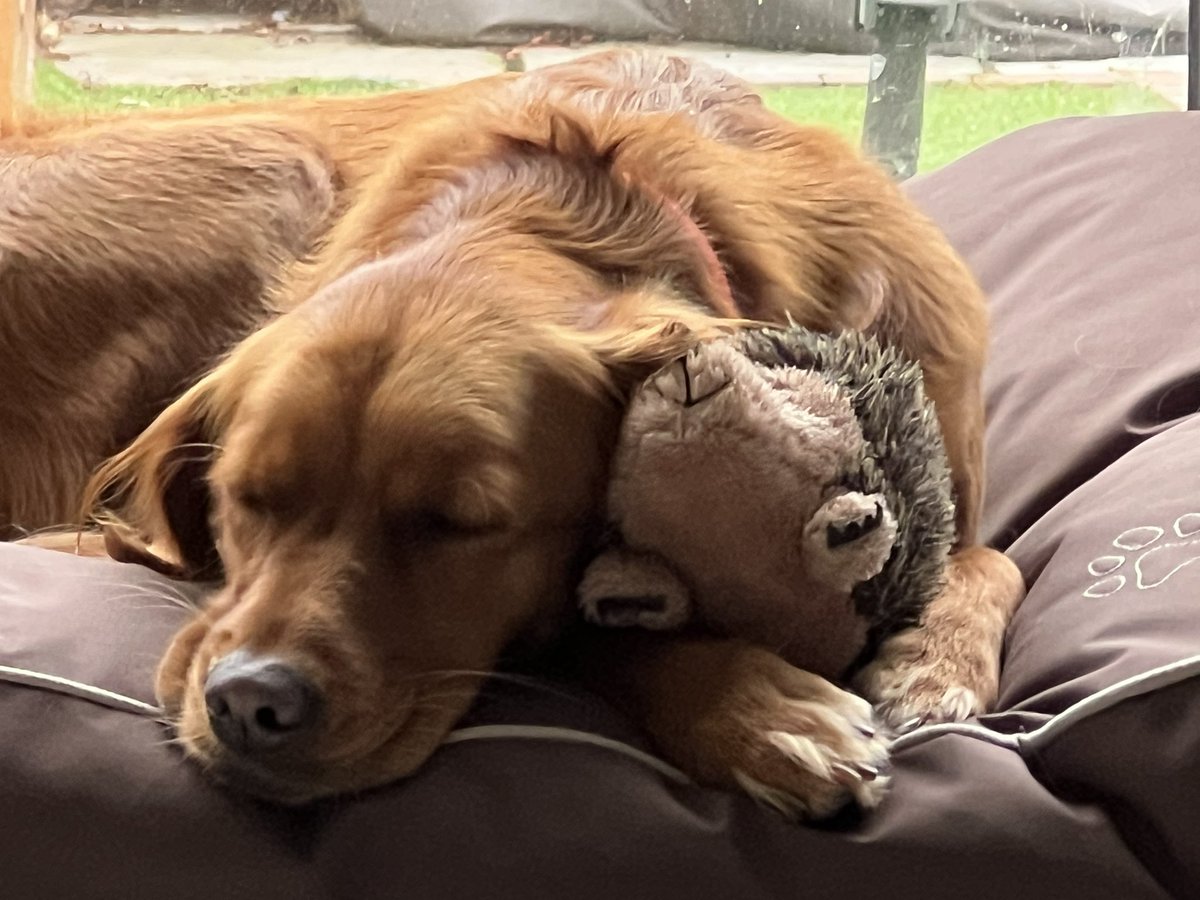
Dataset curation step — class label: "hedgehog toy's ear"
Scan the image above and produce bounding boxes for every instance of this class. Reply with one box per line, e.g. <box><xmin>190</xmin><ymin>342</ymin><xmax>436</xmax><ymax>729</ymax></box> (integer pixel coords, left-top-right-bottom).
<box><xmin>802</xmin><ymin>492</ymin><xmax>899</xmax><ymax>595</ymax></box>
<box><xmin>577</xmin><ymin>546</ymin><xmax>693</xmax><ymax>631</ymax></box>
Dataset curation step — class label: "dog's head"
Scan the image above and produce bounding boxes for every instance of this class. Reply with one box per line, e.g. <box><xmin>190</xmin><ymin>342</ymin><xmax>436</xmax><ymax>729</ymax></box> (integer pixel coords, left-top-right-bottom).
<box><xmin>87</xmin><ymin>105</ymin><xmax>734</xmax><ymax>802</ymax></box>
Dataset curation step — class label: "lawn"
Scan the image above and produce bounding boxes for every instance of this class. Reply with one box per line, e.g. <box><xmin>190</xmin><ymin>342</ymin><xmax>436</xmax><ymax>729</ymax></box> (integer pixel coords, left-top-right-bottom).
<box><xmin>34</xmin><ymin>60</ymin><xmax>409</xmax><ymax>109</ymax></box>
<box><xmin>35</xmin><ymin>61</ymin><xmax>1171</xmax><ymax>172</ymax></box>
<box><xmin>759</xmin><ymin>80</ymin><xmax>1172</xmax><ymax>171</ymax></box>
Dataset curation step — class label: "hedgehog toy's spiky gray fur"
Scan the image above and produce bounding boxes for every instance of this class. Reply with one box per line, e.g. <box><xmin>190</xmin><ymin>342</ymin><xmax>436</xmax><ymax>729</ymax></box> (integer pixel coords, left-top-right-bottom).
<box><xmin>578</xmin><ymin>325</ymin><xmax>955</xmax><ymax>681</ymax></box>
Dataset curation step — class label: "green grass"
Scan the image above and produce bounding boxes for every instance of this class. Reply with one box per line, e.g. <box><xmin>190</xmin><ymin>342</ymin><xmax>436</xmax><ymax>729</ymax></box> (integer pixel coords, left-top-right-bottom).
<box><xmin>760</xmin><ymin>80</ymin><xmax>1172</xmax><ymax>170</ymax></box>
<box><xmin>34</xmin><ymin>60</ymin><xmax>410</xmax><ymax>110</ymax></box>
<box><xmin>35</xmin><ymin>61</ymin><xmax>1171</xmax><ymax>172</ymax></box>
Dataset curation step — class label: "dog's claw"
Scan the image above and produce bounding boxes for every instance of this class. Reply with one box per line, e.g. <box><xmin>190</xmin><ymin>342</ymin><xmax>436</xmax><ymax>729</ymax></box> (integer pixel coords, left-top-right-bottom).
<box><xmin>830</xmin><ymin>762</ymin><xmax>863</xmax><ymax>785</ymax></box>
<box><xmin>829</xmin><ymin>760</ymin><xmax>883</xmax><ymax>785</ymax></box>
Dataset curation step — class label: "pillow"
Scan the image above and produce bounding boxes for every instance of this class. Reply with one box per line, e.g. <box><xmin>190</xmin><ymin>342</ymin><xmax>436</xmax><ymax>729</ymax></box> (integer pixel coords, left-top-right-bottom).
<box><xmin>907</xmin><ymin>111</ymin><xmax>1200</xmax><ymax>552</ymax></box>
<box><xmin>905</xmin><ymin>110</ymin><xmax>1200</xmax><ymax>707</ymax></box>
<box><xmin>1024</xmin><ymin>674</ymin><xmax>1200</xmax><ymax>899</ymax></box>
<box><xmin>906</xmin><ymin>110</ymin><xmax>1200</xmax><ymax>894</ymax></box>
<box><xmin>0</xmin><ymin>544</ymin><xmax>1162</xmax><ymax>899</ymax></box>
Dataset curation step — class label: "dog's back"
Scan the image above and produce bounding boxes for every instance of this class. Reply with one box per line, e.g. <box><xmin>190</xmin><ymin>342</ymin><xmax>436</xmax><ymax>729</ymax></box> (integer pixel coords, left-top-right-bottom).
<box><xmin>0</xmin><ymin>76</ymin><xmax>514</xmax><ymax>536</ymax></box>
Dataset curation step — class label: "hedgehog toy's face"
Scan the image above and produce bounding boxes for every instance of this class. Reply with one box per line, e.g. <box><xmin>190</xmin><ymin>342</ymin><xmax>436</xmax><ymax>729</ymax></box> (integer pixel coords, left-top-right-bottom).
<box><xmin>603</xmin><ymin>338</ymin><xmax>898</xmax><ymax>678</ymax></box>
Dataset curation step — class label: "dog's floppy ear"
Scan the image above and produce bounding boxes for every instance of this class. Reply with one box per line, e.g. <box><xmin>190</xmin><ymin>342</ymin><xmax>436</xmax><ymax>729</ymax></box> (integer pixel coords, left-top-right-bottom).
<box><xmin>548</xmin><ymin>284</ymin><xmax>741</xmax><ymax>400</ymax></box>
<box><xmin>83</xmin><ymin>372</ymin><xmax>226</xmax><ymax>580</ymax></box>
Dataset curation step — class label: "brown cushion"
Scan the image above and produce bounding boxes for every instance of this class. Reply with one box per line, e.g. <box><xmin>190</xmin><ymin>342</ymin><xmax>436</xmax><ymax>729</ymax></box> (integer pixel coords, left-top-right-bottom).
<box><xmin>1024</xmin><ymin>674</ymin><xmax>1200</xmax><ymax>899</ymax></box>
<box><xmin>0</xmin><ymin>544</ymin><xmax>1163</xmax><ymax>899</ymax></box>
<box><xmin>907</xmin><ymin>111</ymin><xmax>1200</xmax><ymax>552</ymax></box>
<box><xmin>907</xmin><ymin>110</ymin><xmax>1200</xmax><ymax>894</ymax></box>
<box><xmin>906</xmin><ymin>110</ymin><xmax>1200</xmax><ymax>706</ymax></box>
<box><xmin>995</xmin><ymin>418</ymin><xmax>1200</xmax><ymax>713</ymax></box>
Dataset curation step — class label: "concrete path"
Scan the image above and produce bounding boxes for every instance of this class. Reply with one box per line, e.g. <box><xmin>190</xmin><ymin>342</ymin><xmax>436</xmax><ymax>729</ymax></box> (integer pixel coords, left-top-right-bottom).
<box><xmin>57</xmin><ymin>32</ymin><xmax>504</xmax><ymax>88</ymax></box>
<box><xmin>52</xmin><ymin>14</ymin><xmax>1188</xmax><ymax>108</ymax></box>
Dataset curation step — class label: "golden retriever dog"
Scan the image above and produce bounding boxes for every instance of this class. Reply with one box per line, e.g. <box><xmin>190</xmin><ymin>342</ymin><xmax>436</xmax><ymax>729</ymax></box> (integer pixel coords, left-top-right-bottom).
<box><xmin>15</xmin><ymin>51</ymin><xmax>1023</xmax><ymax>817</ymax></box>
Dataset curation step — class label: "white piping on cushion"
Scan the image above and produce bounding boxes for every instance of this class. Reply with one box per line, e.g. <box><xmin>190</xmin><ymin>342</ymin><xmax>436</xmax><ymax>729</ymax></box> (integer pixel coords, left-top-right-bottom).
<box><xmin>0</xmin><ymin>665</ymin><xmax>692</xmax><ymax>782</ymax></box>
<box><xmin>891</xmin><ymin>652</ymin><xmax>1200</xmax><ymax>755</ymax></box>
<box><xmin>444</xmin><ymin>653</ymin><xmax>1196</xmax><ymax>766</ymax></box>
<box><xmin>1017</xmin><ymin>652</ymin><xmax>1200</xmax><ymax>752</ymax></box>
<box><xmin>890</xmin><ymin>721</ymin><xmax>1020</xmax><ymax>753</ymax></box>
<box><xmin>4</xmin><ymin>653</ymin><xmax>1199</xmax><ymax>779</ymax></box>
<box><xmin>442</xmin><ymin>725</ymin><xmax>693</xmax><ymax>784</ymax></box>
<box><xmin>0</xmin><ymin>664</ymin><xmax>161</xmax><ymax>716</ymax></box>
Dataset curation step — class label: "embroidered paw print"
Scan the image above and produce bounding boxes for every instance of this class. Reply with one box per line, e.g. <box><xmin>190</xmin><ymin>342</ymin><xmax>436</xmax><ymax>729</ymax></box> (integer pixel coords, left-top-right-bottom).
<box><xmin>1084</xmin><ymin>513</ymin><xmax>1200</xmax><ymax>598</ymax></box>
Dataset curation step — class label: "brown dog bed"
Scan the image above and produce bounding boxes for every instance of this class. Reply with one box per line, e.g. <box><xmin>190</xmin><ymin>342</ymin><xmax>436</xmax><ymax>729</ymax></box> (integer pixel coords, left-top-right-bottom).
<box><xmin>4</xmin><ymin>112</ymin><xmax>1200</xmax><ymax>899</ymax></box>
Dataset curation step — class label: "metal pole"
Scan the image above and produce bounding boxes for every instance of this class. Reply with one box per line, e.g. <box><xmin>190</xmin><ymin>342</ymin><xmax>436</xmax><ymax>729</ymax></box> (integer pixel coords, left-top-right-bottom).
<box><xmin>862</xmin><ymin>5</ymin><xmax>936</xmax><ymax>180</ymax></box>
<box><xmin>1189</xmin><ymin>0</ymin><xmax>1199</xmax><ymax>110</ymax></box>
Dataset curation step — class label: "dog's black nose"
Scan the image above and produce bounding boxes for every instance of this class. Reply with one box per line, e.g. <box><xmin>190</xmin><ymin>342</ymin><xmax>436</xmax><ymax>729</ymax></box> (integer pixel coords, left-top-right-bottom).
<box><xmin>204</xmin><ymin>649</ymin><xmax>321</xmax><ymax>754</ymax></box>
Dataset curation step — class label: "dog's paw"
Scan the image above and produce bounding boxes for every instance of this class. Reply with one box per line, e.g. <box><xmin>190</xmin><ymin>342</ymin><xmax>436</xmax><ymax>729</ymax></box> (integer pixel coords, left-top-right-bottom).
<box><xmin>578</xmin><ymin>548</ymin><xmax>692</xmax><ymax>630</ymax></box>
<box><xmin>853</xmin><ymin>548</ymin><xmax>1024</xmax><ymax>730</ymax></box>
<box><xmin>852</xmin><ymin>626</ymin><xmax>992</xmax><ymax>730</ymax></box>
<box><xmin>693</xmin><ymin>649</ymin><xmax>891</xmax><ymax>819</ymax></box>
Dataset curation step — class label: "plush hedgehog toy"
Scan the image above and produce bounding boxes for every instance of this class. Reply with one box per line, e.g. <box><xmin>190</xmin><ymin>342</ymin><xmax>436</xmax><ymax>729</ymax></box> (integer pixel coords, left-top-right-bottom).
<box><xmin>578</xmin><ymin>326</ymin><xmax>956</xmax><ymax>681</ymax></box>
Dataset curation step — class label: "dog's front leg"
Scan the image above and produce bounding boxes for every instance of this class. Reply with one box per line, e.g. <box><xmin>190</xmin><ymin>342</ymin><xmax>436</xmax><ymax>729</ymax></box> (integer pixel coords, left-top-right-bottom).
<box><xmin>853</xmin><ymin>546</ymin><xmax>1026</xmax><ymax>727</ymax></box>
<box><xmin>574</xmin><ymin>632</ymin><xmax>890</xmax><ymax>820</ymax></box>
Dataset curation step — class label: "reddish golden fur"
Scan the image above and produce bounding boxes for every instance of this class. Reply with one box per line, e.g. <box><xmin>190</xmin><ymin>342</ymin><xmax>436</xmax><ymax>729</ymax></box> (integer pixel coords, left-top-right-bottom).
<box><xmin>8</xmin><ymin>51</ymin><xmax>1023</xmax><ymax>811</ymax></box>
<box><xmin>1</xmin><ymin>80</ymin><xmax>514</xmax><ymax>535</ymax></box>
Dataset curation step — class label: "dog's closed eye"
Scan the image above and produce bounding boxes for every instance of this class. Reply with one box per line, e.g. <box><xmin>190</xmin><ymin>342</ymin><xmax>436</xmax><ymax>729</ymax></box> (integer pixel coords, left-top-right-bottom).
<box><xmin>230</xmin><ymin>482</ymin><xmax>294</xmax><ymax>519</ymax></box>
<box><xmin>235</xmin><ymin>488</ymin><xmax>271</xmax><ymax>516</ymax></box>
<box><xmin>385</xmin><ymin>509</ymin><xmax>501</xmax><ymax>544</ymax></box>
